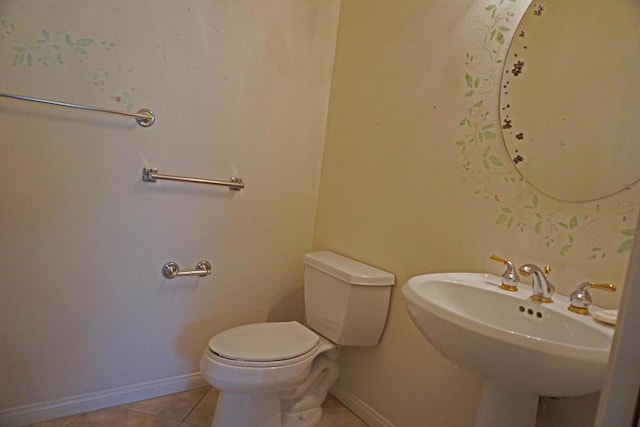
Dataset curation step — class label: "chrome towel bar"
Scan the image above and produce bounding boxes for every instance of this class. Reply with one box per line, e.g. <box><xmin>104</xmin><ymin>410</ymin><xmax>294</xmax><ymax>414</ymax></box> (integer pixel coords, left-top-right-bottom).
<box><xmin>142</xmin><ymin>167</ymin><xmax>245</xmax><ymax>191</ymax></box>
<box><xmin>162</xmin><ymin>261</ymin><xmax>212</xmax><ymax>279</ymax></box>
<box><xmin>0</xmin><ymin>91</ymin><xmax>155</xmax><ymax>127</ymax></box>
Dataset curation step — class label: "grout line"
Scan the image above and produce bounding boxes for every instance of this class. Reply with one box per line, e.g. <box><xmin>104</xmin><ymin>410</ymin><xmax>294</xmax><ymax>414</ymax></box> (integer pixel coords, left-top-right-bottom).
<box><xmin>65</xmin><ymin>404</ymin><xmax>195</xmax><ymax>426</ymax></box>
<box><xmin>58</xmin><ymin>387</ymin><xmax>360</xmax><ymax>426</ymax></box>
<box><xmin>119</xmin><ymin>405</ymin><xmax>178</xmax><ymax>421</ymax></box>
<box><xmin>180</xmin><ymin>387</ymin><xmax>213</xmax><ymax>423</ymax></box>
<box><xmin>64</xmin><ymin>387</ymin><xmax>213</xmax><ymax>426</ymax></box>
<box><xmin>121</xmin><ymin>386</ymin><xmax>213</xmax><ymax>423</ymax></box>
<box><xmin>63</xmin><ymin>415</ymin><xmax>79</xmax><ymax>426</ymax></box>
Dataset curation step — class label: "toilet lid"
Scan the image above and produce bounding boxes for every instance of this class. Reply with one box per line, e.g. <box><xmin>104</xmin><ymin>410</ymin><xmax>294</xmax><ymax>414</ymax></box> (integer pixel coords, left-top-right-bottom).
<box><xmin>208</xmin><ymin>321</ymin><xmax>320</xmax><ymax>362</ymax></box>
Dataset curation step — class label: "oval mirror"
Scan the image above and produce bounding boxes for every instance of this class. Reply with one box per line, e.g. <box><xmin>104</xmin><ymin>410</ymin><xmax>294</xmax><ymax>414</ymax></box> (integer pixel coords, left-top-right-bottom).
<box><xmin>500</xmin><ymin>0</ymin><xmax>640</xmax><ymax>202</ymax></box>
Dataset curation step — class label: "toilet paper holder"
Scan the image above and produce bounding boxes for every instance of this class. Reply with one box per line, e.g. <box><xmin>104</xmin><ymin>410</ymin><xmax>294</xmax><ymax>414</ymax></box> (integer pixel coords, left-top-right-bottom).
<box><xmin>162</xmin><ymin>260</ymin><xmax>212</xmax><ymax>279</ymax></box>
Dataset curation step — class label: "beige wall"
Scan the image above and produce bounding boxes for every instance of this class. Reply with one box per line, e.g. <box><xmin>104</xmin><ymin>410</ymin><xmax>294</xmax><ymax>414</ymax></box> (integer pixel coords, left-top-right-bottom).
<box><xmin>0</xmin><ymin>0</ymin><xmax>339</xmax><ymax>412</ymax></box>
<box><xmin>314</xmin><ymin>0</ymin><xmax>637</xmax><ymax>426</ymax></box>
<box><xmin>1</xmin><ymin>0</ymin><xmax>636</xmax><ymax>425</ymax></box>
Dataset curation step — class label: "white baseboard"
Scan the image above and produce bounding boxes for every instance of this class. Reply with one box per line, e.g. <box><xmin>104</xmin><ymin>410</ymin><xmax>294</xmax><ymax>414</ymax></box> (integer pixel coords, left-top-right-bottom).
<box><xmin>329</xmin><ymin>381</ymin><xmax>395</xmax><ymax>427</ymax></box>
<box><xmin>0</xmin><ymin>372</ymin><xmax>208</xmax><ymax>427</ymax></box>
<box><xmin>1</xmin><ymin>374</ymin><xmax>391</xmax><ymax>427</ymax></box>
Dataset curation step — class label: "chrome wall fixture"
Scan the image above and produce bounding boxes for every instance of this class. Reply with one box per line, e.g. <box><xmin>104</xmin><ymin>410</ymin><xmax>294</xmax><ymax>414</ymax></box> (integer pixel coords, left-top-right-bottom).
<box><xmin>162</xmin><ymin>261</ymin><xmax>212</xmax><ymax>279</ymax></box>
<box><xmin>0</xmin><ymin>91</ymin><xmax>155</xmax><ymax>127</ymax></box>
<box><xmin>142</xmin><ymin>167</ymin><xmax>245</xmax><ymax>191</ymax></box>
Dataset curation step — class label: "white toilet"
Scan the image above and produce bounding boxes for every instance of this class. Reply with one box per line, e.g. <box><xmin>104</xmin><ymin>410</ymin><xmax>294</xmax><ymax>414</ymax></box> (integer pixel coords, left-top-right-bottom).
<box><xmin>199</xmin><ymin>251</ymin><xmax>395</xmax><ymax>427</ymax></box>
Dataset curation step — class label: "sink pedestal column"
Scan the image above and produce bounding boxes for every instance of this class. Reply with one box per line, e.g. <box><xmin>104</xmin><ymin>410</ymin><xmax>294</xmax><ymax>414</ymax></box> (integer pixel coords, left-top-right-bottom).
<box><xmin>474</xmin><ymin>383</ymin><xmax>538</xmax><ymax>427</ymax></box>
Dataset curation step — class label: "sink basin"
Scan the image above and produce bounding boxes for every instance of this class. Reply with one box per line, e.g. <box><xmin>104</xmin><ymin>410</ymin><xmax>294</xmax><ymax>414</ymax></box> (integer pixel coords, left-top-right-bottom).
<box><xmin>402</xmin><ymin>272</ymin><xmax>614</xmax><ymax>426</ymax></box>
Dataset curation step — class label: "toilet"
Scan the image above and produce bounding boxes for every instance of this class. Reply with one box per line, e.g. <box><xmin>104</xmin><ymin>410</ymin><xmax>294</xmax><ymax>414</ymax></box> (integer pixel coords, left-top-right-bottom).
<box><xmin>199</xmin><ymin>251</ymin><xmax>395</xmax><ymax>427</ymax></box>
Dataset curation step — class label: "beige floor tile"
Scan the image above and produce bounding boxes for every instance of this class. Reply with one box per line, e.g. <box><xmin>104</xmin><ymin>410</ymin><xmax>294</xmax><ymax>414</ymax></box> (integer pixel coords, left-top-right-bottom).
<box><xmin>120</xmin><ymin>387</ymin><xmax>210</xmax><ymax>422</ymax></box>
<box><xmin>27</xmin><ymin>415</ymin><xmax>78</xmax><ymax>427</ymax></box>
<box><xmin>317</xmin><ymin>404</ymin><xmax>368</xmax><ymax>427</ymax></box>
<box><xmin>27</xmin><ymin>388</ymin><xmax>365</xmax><ymax>427</ymax></box>
<box><xmin>65</xmin><ymin>406</ymin><xmax>180</xmax><ymax>427</ymax></box>
<box><xmin>322</xmin><ymin>394</ymin><xmax>344</xmax><ymax>408</ymax></box>
<box><xmin>319</xmin><ymin>394</ymin><xmax>367</xmax><ymax>426</ymax></box>
<box><xmin>182</xmin><ymin>387</ymin><xmax>219</xmax><ymax>427</ymax></box>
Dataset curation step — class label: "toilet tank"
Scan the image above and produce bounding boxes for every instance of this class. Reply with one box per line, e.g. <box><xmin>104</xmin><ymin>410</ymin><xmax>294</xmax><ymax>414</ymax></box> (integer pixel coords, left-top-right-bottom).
<box><xmin>303</xmin><ymin>251</ymin><xmax>395</xmax><ymax>347</ymax></box>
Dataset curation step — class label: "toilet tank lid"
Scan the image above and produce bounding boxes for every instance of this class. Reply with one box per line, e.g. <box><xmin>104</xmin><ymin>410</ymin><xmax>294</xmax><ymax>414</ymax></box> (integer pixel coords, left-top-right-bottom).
<box><xmin>304</xmin><ymin>251</ymin><xmax>395</xmax><ymax>286</ymax></box>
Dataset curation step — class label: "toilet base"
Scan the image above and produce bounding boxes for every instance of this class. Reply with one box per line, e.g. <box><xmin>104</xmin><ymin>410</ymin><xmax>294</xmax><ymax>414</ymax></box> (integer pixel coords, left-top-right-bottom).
<box><xmin>208</xmin><ymin>351</ymin><xmax>339</xmax><ymax>427</ymax></box>
<box><xmin>283</xmin><ymin>407</ymin><xmax>322</xmax><ymax>427</ymax></box>
<box><xmin>210</xmin><ymin>393</ymin><xmax>324</xmax><ymax>427</ymax></box>
<box><xmin>212</xmin><ymin>392</ymin><xmax>282</xmax><ymax>427</ymax></box>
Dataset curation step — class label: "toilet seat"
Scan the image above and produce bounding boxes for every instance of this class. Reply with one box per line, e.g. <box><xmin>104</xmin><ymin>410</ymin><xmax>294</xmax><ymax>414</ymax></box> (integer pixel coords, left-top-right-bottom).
<box><xmin>208</xmin><ymin>321</ymin><xmax>320</xmax><ymax>367</ymax></box>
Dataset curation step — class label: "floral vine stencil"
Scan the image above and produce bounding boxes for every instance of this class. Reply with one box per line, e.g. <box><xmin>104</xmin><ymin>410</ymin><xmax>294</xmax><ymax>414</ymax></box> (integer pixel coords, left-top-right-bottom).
<box><xmin>456</xmin><ymin>0</ymin><xmax>639</xmax><ymax>258</ymax></box>
<box><xmin>0</xmin><ymin>14</ymin><xmax>133</xmax><ymax>110</ymax></box>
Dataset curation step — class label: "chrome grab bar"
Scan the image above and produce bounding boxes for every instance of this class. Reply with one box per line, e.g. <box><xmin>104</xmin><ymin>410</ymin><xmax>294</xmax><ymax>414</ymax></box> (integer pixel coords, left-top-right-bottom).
<box><xmin>142</xmin><ymin>167</ymin><xmax>245</xmax><ymax>191</ymax></box>
<box><xmin>162</xmin><ymin>261</ymin><xmax>212</xmax><ymax>279</ymax></box>
<box><xmin>0</xmin><ymin>91</ymin><xmax>155</xmax><ymax>127</ymax></box>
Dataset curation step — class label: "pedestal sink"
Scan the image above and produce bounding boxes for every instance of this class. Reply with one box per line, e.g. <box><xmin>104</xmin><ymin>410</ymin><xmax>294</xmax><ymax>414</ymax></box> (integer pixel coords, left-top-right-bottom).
<box><xmin>402</xmin><ymin>273</ymin><xmax>614</xmax><ymax>427</ymax></box>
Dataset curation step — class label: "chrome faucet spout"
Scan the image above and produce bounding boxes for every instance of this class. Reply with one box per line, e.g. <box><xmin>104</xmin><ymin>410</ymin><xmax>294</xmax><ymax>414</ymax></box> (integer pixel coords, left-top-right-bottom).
<box><xmin>519</xmin><ymin>264</ymin><xmax>554</xmax><ymax>303</ymax></box>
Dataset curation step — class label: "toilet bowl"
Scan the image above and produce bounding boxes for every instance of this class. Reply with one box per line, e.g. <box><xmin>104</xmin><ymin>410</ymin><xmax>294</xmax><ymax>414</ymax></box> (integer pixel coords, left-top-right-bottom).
<box><xmin>199</xmin><ymin>251</ymin><xmax>395</xmax><ymax>427</ymax></box>
<box><xmin>200</xmin><ymin>321</ymin><xmax>339</xmax><ymax>427</ymax></box>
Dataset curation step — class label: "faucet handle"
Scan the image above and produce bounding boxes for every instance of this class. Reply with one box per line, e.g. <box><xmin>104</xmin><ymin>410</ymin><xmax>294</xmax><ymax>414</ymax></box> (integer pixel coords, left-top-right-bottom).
<box><xmin>490</xmin><ymin>255</ymin><xmax>519</xmax><ymax>291</ymax></box>
<box><xmin>568</xmin><ymin>282</ymin><xmax>617</xmax><ymax>315</ymax></box>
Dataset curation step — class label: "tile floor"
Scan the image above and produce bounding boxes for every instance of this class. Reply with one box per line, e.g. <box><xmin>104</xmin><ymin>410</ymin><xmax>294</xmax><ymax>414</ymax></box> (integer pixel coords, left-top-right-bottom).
<box><xmin>27</xmin><ymin>387</ymin><xmax>367</xmax><ymax>427</ymax></box>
